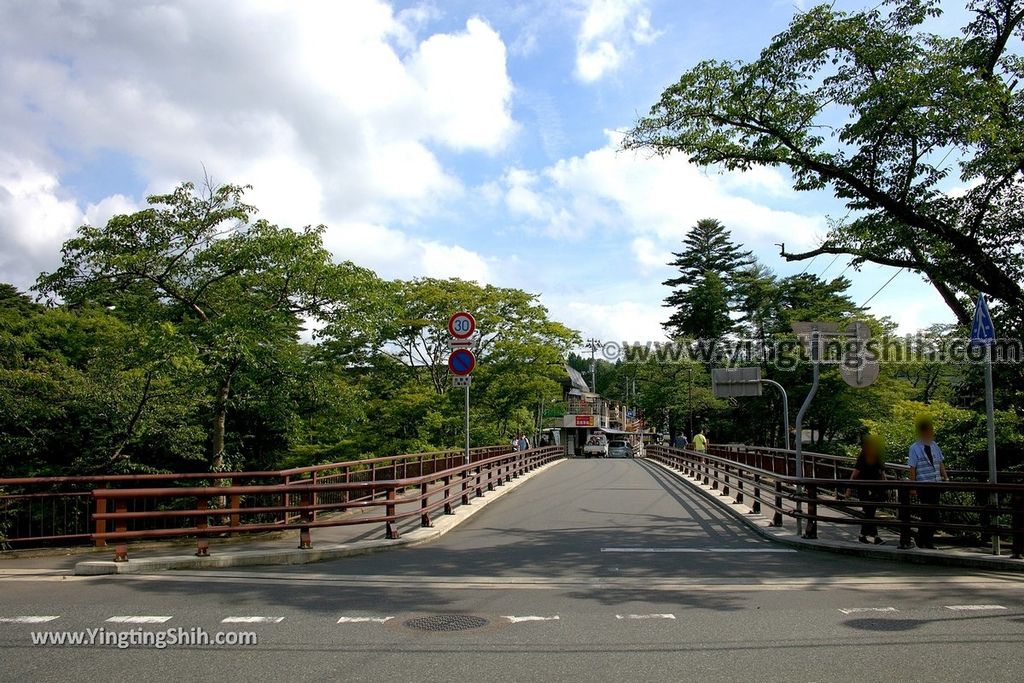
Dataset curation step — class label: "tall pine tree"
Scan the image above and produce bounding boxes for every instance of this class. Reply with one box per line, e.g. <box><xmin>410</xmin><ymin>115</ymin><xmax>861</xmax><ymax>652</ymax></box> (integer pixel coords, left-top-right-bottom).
<box><xmin>663</xmin><ymin>219</ymin><xmax>754</xmax><ymax>338</ymax></box>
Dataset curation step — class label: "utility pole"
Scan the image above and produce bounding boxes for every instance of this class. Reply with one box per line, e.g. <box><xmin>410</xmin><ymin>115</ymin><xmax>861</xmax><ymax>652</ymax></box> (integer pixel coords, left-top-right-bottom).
<box><xmin>585</xmin><ymin>338</ymin><xmax>601</xmax><ymax>392</ymax></box>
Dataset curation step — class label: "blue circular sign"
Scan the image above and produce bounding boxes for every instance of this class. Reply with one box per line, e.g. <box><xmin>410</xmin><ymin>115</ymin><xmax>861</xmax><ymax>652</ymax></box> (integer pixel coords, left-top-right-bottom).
<box><xmin>448</xmin><ymin>349</ymin><xmax>476</xmax><ymax>376</ymax></box>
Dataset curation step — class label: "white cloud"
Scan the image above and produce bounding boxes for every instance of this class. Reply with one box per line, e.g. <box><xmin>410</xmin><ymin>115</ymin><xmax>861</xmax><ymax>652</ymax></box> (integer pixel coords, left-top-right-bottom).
<box><xmin>322</xmin><ymin>221</ymin><xmax>491</xmax><ymax>284</ymax></box>
<box><xmin>0</xmin><ymin>0</ymin><xmax>515</xmax><ymax>288</ymax></box>
<box><xmin>559</xmin><ymin>298</ymin><xmax>668</xmax><ymax>343</ymax></box>
<box><xmin>502</xmin><ymin>131</ymin><xmax>825</xmax><ymax>251</ymax></box>
<box><xmin>0</xmin><ymin>156</ymin><xmax>83</xmax><ymax>288</ymax></box>
<box><xmin>630</xmin><ymin>237</ymin><xmax>671</xmax><ymax>274</ymax></box>
<box><xmin>574</xmin><ymin>0</ymin><xmax>660</xmax><ymax>82</ymax></box>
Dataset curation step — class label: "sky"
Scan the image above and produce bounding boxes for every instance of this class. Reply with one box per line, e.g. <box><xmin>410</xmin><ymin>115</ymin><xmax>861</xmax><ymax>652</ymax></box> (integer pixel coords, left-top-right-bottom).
<box><xmin>0</xmin><ymin>0</ymin><xmax>965</xmax><ymax>343</ymax></box>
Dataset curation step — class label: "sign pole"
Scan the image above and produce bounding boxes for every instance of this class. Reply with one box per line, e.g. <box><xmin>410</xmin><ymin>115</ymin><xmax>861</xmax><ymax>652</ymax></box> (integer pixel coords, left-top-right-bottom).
<box><xmin>984</xmin><ymin>343</ymin><xmax>998</xmax><ymax>555</ymax></box>
<box><xmin>465</xmin><ymin>382</ymin><xmax>471</xmax><ymax>466</ymax></box>
<box><xmin>793</xmin><ymin>328</ymin><xmax>820</xmax><ymax>538</ymax></box>
<box><xmin>970</xmin><ymin>293</ymin><xmax>999</xmax><ymax>555</ymax></box>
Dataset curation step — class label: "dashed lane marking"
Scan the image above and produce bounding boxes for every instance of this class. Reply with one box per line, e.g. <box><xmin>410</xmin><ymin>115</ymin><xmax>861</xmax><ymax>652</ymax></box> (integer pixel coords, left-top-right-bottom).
<box><xmin>221</xmin><ymin>616</ymin><xmax>285</xmax><ymax>623</ymax></box>
<box><xmin>337</xmin><ymin>616</ymin><xmax>394</xmax><ymax>624</ymax></box>
<box><xmin>106</xmin><ymin>616</ymin><xmax>173</xmax><ymax>624</ymax></box>
<box><xmin>615</xmin><ymin>613</ymin><xmax>676</xmax><ymax>620</ymax></box>
<box><xmin>0</xmin><ymin>616</ymin><xmax>60</xmax><ymax>623</ymax></box>
<box><xmin>503</xmin><ymin>615</ymin><xmax>560</xmax><ymax>623</ymax></box>
<box><xmin>945</xmin><ymin>605</ymin><xmax>1007</xmax><ymax>611</ymax></box>
<box><xmin>601</xmin><ymin>547</ymin><xmax>796</xmax><ymax>553</ymax></box>
<box><xmin>838</xmin><ymin>607</ymin><xmax>899</xmax><ymax>615</ymax></box>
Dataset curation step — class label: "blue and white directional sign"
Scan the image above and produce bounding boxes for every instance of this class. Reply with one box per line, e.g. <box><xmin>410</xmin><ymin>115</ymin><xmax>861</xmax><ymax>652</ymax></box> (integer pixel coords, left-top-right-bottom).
<box><xmin>971</xmin><ymin>294</ymin><xmax>996</xmax><ymax>346</ymax></box>
<box><xmin>448</xmin><ymin>348</ymin><xmax>476</xmax><ymax>376</ymax></box>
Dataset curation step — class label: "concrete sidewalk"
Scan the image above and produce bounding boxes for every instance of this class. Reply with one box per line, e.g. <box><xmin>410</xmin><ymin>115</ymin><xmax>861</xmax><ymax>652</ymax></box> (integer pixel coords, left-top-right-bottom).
<box><xmin>0</xmin><ymin>458</ymin><xmax>564</xmax><ymax>576</ymax></box>
<box><xmin>648</xmin><ymin>458</ymin><xmax>1024</xmax><ymax>572</ymax></box>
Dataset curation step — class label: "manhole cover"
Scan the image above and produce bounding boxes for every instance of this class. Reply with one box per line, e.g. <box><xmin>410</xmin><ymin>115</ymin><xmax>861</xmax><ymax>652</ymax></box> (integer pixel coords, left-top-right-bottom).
<box><xmin>403</xmin><ymin>614</ymin><xmax>489</xmax><ymax>632</ymax></box>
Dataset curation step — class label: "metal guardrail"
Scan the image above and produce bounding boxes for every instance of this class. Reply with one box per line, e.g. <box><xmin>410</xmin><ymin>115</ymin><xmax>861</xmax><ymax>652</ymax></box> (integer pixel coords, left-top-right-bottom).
<box><xmin>0</xmin><ymin>445</ymin><xmax>514</xmax><ymax>548</ymax></box>
<box><xmin>647</xmin><ymin>445</ymin><xmax>1024</xmax><ymax>557</ymax></box>
<box><xmin>89</xmin><ymin>446</ymin><xmax>562</xmax><ymax>562</ymax></box>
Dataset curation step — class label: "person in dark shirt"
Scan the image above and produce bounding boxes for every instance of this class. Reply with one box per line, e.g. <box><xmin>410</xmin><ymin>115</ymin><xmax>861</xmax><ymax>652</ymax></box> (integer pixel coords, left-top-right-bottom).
<box><xmin>847</xmin><ymin>433</ymin><xmax>887</xmax><ymax>545</ymax></box>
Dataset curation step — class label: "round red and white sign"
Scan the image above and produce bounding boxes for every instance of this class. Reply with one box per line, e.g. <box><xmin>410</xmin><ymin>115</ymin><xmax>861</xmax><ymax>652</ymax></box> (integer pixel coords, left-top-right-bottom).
<box><xmin>447</xmin><ymin>311</ymin><xmax>476</xmax><ymax>339</ymax></box>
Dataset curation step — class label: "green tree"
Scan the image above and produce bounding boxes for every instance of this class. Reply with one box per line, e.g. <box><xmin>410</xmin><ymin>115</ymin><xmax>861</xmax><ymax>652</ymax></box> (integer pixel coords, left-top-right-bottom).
<box><xmin>663</xmin><ymin>218</ymin><xmax>754</xmax><ymax>337</ymax></box>
<box><xmin>36</xmin><ymin>182</ymin><xmax>375</xmax><ymax>470</ymax></box>
<box><xmin>625</xmin><ymin>0</ymin><xmax>1024</xmax><ymax>325</ymax></box>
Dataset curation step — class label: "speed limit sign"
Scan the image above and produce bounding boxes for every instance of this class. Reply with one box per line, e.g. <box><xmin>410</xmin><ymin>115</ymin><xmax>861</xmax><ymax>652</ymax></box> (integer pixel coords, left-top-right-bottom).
<box><xmin>448</xmin><ymin>311</ymin><xmax>476</xmax><ymax>339</ymax></box>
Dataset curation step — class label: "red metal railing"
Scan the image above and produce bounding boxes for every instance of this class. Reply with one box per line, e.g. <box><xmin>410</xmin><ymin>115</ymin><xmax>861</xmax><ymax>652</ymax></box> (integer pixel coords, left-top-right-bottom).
<box><xmin>648</xmin><ymin>445</ymin><xmax>1024</xmax><ymax>557</ymax></box>
<box><xmin>0</xmin><ymin>445</ymin><xmax>515</xmax><ymax>548</ymax></box>
<box><xmin>90</xmin><ymin>446</ymin><xmax>562</xmax><ymax>562</ymax></box>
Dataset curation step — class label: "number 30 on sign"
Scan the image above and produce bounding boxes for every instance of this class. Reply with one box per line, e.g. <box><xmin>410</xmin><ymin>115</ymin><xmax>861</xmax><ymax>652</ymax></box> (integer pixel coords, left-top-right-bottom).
<box><xmin>448</xmin><ymin>311</ymin><xmax>475</xmax><ymax>339</ymax></box>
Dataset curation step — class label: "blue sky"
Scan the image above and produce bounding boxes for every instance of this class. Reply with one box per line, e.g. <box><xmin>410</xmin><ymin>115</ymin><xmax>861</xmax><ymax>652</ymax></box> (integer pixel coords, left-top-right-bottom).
<box><xmin>0</xmin><ymin>0</ymin><xmax>966</xmax><ymax>341</ymax></box>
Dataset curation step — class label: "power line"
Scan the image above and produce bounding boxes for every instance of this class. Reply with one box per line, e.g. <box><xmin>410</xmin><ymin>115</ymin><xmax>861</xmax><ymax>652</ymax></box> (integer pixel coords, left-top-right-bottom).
<box><xmin>799</xmin><ymin>254</ymin><xmax>819</xmax><ymax>275</ymax></box>
<box><xmin>859</xmin><ymin>268</ymin><xmax>905</xmax><ymax>309</ymax></box>
<box><xmin>818</xmin><ymin>253</ymin><xmax>842</xmax><ymax>278</ymax></box>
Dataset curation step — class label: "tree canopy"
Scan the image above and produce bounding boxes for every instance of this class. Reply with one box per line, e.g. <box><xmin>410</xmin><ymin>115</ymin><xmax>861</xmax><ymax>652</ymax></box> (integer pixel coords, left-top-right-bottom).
<box><xmin>625</xmin><ymin>0</ymin><xmax>1024</xmax><ymax>325</ymax></box>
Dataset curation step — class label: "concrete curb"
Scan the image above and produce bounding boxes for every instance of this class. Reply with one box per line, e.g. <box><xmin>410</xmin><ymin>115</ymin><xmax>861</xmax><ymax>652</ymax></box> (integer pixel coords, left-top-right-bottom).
<box><xmin>645</xmin><ymin>458</ymin><xmax>1024</xmax><ymax>573</ymax></box>
<box><xmin>75</xmin><ymin>458</ymin><xmax>565</xmax><ymax>576</ymax></box>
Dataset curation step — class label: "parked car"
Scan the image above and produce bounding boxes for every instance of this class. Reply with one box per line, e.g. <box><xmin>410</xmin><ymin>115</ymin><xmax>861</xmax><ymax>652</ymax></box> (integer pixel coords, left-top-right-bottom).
<box><xmin>607</xmin><ymin>440</ymin><xmax>634</xmax><ymax>458</ymax></box>
<box><xmin>582</xmin><ymin>434</ymin><xmax>608</xmax><ymax>458</ymax></box>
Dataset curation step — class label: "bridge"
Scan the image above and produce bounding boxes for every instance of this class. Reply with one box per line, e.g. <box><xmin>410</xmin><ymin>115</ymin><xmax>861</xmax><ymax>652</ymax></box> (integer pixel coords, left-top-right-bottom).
<box><xmin>3</xmin><ymin>446</ymin><xmax>1024</xmax><ymax>681</ymax></box>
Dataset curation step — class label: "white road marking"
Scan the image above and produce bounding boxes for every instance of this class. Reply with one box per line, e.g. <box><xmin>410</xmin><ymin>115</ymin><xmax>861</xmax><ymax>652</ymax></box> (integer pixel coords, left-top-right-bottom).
<box><xmin>615</xmin><ymin>613</ymin><xmax>676</xmax><ymax>620</ymax></box>
<box><xmin>337</xmin><ymin>616</ymin><xmax>393</xmax><ymax>624</ymax></box>
<box><xmin>106</xmin><ymin>616</ymin><xmax>172</xmax><ymax>624</ymax></box>
<box><xmin>221</xmin><ymin>616</ymin><xmax>285</xmax><ymax>623</ymax></box>
<box><xmin>944</xmin><ymin>605</ymin><xmax>1007</xmax><ymax>611</ymax></box>
<box><xmin>601</xmin><ymin>547</ymin><xmax>796</xmax><ymax>553</ymax></box>
<box><xmin>502</xmin><ymin>615</ymin><xmax>560</xmax><ymax>623</ymax></box>
<box><xmin>838</xmin><ymin>607</ymin><xmax>899</xmax><ymax>615</ymax></box>
<box><xmin>0</xmin><ymin>616</ymin><xmax>60</xmax><ymax>623</ymax></box>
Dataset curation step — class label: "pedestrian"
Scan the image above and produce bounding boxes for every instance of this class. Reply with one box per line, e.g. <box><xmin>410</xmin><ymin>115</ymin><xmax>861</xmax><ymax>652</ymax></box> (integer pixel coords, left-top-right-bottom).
<box><xmin>901</xmin><ymin>413</ymin><xmax>949</xmax><ymax>550</ymax></box>
<box><xmin>674</xmin><ymin>433</ymin><xmax>688</xmax><ymax>449</ymax></box>
<box><xmin>692</xmin><ymin>428</ymin><xmax>708</xmax><ymax>453</ymax></box>
<box><xmin>516</xmin><ymin>433</ymin><xmax>530</xmax><ymax>451</ymax></box>
<box><xmin>847</xmin><ymin>433</ymin><xmax>887</xmax><ymax>545</ymax></box>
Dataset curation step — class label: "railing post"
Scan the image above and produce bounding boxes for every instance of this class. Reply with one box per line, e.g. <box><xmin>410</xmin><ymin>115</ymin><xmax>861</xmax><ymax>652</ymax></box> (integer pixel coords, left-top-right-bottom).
<box><xmin>722</xmin><ymin>464</ymin><xmax>730</xmax><ymax>496</ymax></box>
<box><xmin>282</xmin><ymin>474</ymin><xmax>291</xmax><ymax>525</ymax></box>
<box><xmin>752</xmin><ymin>474</ymin><xmax>761</xmax><ymax>514</ymax></box>
<box><xmin>94</xmin><ymin>496</ymin><xmax>107</xmax><ymax>548</ymax></box>
<box><xmin>803</xmin><ymin>484</ymin><xmax>818</xmax><ymax>539</ymax></box>
<box><xmin>385</xmin><ymin>487</ymin><xmax>400</xmax><ymax>539</ymax></box>
<box><xmin>772</xmin><ymin>480</ymin><xmax>784</xmax><ymax>527</ymax></box>
<box><xmin>195</xmin><ymin>496</ymin><xmax>210</xmax><ymax>557</ymax></box>
<box><xmin>443</xmin><ymin>475</ymin><xmax>454</xmax><ymax>515</ymax></box>
<box><xmin>898</xmin><ymin>487</ymin><xmax>912</xmax><ymax>548</ymax></box>
<box><xmin>735</xmin><ymin>469</ymin><xmax>744</xmax><ymax>504</ymax></box>
<box><xmin>229</xmin><ymin>494</ymin><xmax>241</xmax><ymax>529</ymax></box>
<box><xmin>476</xmin><ymin>465</ymin><xmax>484</xmax><ymax>497</ymax></box>
<box><xmin>420</xmin><ymin>481</ymin><xmax>432</xmax><ymax>528</ymax></box>
<box><xmin>461</xmin><ymin>468</ymin><xmax>471</xmax><ymax>505</ymax></box>
<box><xmin>113</xmin><ymin>499</ymin><xmax>128</xmax><ymax>562</ymax></box>
<box><xmin>298</xmin><ymin>490</ymin><xmax>313</xmax><ymax>549</ymax></box>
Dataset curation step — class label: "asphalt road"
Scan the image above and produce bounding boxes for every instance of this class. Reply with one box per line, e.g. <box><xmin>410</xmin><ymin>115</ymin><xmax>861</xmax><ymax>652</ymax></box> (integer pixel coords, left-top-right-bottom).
<box><xmin>3</xmin><ymin>459</ymin><xmax>1023</xmax><ymax>682</ymax></box>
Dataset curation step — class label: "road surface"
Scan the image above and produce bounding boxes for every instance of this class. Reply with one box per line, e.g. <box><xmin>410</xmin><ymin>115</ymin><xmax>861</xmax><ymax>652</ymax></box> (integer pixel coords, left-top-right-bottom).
<box><xmin>2</xmin><ymin>459</ymin><xmax>1022</xmax><ymax>682</ymax></box>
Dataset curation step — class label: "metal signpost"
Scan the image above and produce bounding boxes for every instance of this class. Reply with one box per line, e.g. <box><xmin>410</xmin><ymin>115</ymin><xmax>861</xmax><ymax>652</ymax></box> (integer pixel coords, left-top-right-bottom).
<box><xmin>970</xmin><ymin>294</ymin><xmax>999</xmax><ymax>555</ymax></box>
<box><xmin>712</xmin><ymin>368</ymin><xmax>791</xmax><ymax>451</ymax></box>
<box><xmin>448</xmin><ymin>312</ymin><xmax>476</xmax><ymax>465</ymax></box>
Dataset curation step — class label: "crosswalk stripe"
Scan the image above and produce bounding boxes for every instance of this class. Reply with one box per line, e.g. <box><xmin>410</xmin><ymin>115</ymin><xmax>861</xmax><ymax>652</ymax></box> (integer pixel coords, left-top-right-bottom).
<box><xmin>503</xmin><ymin>615</ymin><xmax>560</xmax><ymax>623</ymax></box>
<box><xmin>838</xmin><ymin>607</ymin><xmax>898</xmax><ymax>614</ymax></box>
<box><xmin>944</xmin><ymin>605</ymin><xmax>1006</xmax><ymax>611</ymax></box>
<box><xmin>106</xmin><ymin>616</ymin><xmax>172</xmax><ymax>623</ymax></box>
<box><xmin>615</xmin><ymin>613</ymin><xmax>675</xmax><ymax>620</ymax></box>
<box><xmin>221</xmin><ymin>616</ymin><xmax>285</xmax><ymax>623</ymax></box>
<box><xmin>0</xmin><ymin>616</ymin><xmax>60</xmax><ymax>623</ymax></box>
<box><xmin>337</xmin><ymin>616</ymin><xmax>393</xmax><ymax>624</ymax></box>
